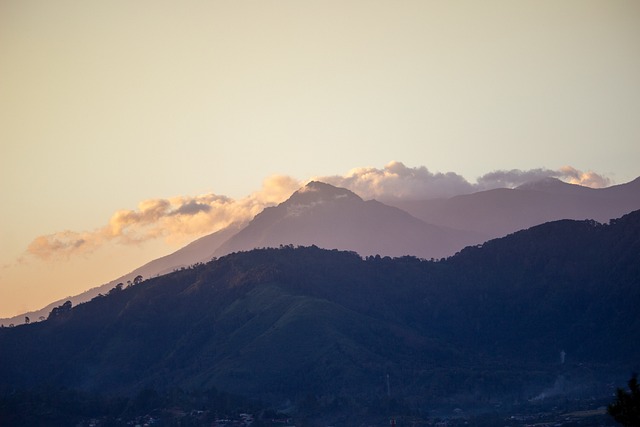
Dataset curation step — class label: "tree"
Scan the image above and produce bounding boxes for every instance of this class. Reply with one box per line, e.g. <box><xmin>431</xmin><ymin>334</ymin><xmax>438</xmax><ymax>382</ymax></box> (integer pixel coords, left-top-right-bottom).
<box><xmin>608</xmin><ymin>373</ymin><xmax>640</xmax><ymax>426</ymax></box>
<box><xmin>108</xmin><ymin>283</ymin><xmax>123</xmax><ymax>295</ymax></box>
<box><xmin>48</xmin><ymin>300</ymin><xmax>72</xmax><ymax>319</ymax></box>
<box><xmin>24</xmin><ymin>316</ymin><xmax>30</xmax><ymax>324</ymax></box>
<box><xmin>133</xmin><ymin>275</ymin><xmax>143</xmax><ymax>285</ymax></box>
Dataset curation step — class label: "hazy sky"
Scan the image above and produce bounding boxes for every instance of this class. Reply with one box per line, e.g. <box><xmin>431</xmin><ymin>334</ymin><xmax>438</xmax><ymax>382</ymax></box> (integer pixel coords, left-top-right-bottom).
<box><xmin>1</xmin><ymin>0</ymin><xmax>639</xmax><ymax>318</ymax></box>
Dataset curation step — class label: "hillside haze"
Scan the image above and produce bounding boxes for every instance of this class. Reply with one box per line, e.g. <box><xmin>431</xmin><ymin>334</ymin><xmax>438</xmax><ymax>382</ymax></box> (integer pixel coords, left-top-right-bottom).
<box><xmin>3</xmin><ymin>177</ymin><xmax>639</xmax><ymax>327</ymax></box>
<box><xmin>1</xmin><ymin>210</ymin><xmax>639</xmax><ymax>415</ymax></box>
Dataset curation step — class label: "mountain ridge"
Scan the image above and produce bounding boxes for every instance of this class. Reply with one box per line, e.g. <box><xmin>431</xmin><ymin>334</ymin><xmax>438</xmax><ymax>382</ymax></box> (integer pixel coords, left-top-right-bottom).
<box><xmin>213</xmin><ymin>181</ymin><xmax>483</xmax><ymax>259</ymax></box>
<box><xmin>389</xmin><ymin>175</ymin><xmax>640</xmax><ymax>238</ymax></box>
<box><xmin>3</xmin><ymin>176</ymin><xmax>639</xmax><ymax>326</ymax></box>
<box><xmin>1</xmin><ymin>209</ymin><xmax>639</xmax><ymax>411</ymax></box>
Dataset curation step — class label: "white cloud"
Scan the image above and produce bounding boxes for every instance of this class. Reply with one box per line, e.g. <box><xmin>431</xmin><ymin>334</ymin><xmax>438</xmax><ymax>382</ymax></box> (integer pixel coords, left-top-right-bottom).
<box><xmin>315</xmin><ymin>161</ymin><xmax>475</xmax><ymax>200</ymax></box>
<box><xmin>476</xmin><ymin>166</ymin><xmax>611</xmax><ymax>189</ymax></box>
<box><xmin>317</xmin><ymin>162</ymin><xmax>613</xmax><ymax>200</ymax></box>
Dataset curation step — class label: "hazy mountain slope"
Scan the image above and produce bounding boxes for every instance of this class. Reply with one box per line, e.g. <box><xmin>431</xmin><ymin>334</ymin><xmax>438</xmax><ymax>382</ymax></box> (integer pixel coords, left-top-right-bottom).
<box><xmin>389</xmin><ymin>176</ymin><xmax>640</xmax><ymax>239</ymax></box>
<box><xmin>2</xmin><ymin>210</ymin><xmax>638</xmax><ymax>407</ymax></box>
<box><xmin>0</xmin><ymin>222</ymin><xmax>245</xmax><ymax>327</ymax></box>
<box><xmin>214</xmin><ymin>181</ymin><xmax>484</xmax><ymax>259</ymax></box>
<box><xmin>130</xmin><ymin>221</ymin><xmax>246</xmax><ymax>274</ymax></box>
<box><xmin>2</xmin><ymin>180</ymin><xmax>482</xmax><ymax>326</ymax></box>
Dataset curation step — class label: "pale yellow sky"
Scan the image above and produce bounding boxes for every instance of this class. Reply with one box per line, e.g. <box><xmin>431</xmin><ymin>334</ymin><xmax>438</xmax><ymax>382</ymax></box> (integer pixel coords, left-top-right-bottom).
<box><xmin>1</xmin><ymin>0</ymin><xmax>639</xmax><ymax>317</ymax></box>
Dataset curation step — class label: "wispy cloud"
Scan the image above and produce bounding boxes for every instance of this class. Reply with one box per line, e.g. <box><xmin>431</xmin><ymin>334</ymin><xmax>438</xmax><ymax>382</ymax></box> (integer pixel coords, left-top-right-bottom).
<box><xmin>26</xmin><ymin>175</ymin><xmax>300</xmax><ymax>260</ymax></box>
<box><xmin>24</xmin><ymin>163</ymin><xmax>612</xmax><ymax>260</ymax></box>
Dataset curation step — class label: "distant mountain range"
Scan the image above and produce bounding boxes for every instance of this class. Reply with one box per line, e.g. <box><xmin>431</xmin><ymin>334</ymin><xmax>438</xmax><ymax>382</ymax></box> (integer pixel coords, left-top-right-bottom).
<box><xmin>2</xmin><ymin>210</ymin><xmax>639</xmax><ymax>415</ymax></box>
<box><xmin>387</xmin><ymin>176</ymin><xmax>640</xmax><ymax>238</ymax></box>
<box><xmin>3</xmin><ymin>176</ymin><xmax>639</xmax><ymax>326</ymax></box>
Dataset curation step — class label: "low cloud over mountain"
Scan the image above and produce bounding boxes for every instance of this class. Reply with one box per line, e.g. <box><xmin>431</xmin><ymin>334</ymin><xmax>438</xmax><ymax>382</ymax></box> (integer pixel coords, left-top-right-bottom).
<box><xmin>317</xmin><ymin>162</ymin><xmax>612</xmax><ymax>201</ymax></box>
<box><xmin>5</xmin><ymin>169</ymin><xmax>638</xmax><ymax>326</ymax></box>
<box><xmin>22</xmin><ymin>163</ymin><xmax>614</xmax><ymax>261</ymax></box>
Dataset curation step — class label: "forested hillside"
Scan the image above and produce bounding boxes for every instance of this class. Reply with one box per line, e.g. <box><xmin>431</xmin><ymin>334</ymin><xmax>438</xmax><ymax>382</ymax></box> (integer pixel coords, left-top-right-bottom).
<box><xmin>1</xmin><ymin>211</ymin><xmax>639</xmax><ymax>421</ymax></box>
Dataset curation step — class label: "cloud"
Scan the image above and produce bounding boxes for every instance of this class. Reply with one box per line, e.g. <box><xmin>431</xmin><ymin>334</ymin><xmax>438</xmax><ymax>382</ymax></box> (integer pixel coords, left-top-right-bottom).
<box><xmin>27</xmin><ymin>231</ymin><xmax>99</xmax><ymax>261</ymax></box>
<box><xmin>558</xmin><ymin>166</ymin><xmax>611</xmax><ymax>188</ymax></box>
<box><xmin>24</xmin><ymin>163</ymin><xmax>611</xmax><ymax>260</ymax></box>
<box><xmin>476</xmin><ymin>168</ymin><xmax>559</xmax><ymax>189</ymax></box>
<box><xmin>476</xmin><ymin>166</ymin><xmax>611</xmax><ymax>189</ymax></box>
<box><xmin>170</xmin><ymin>201</ymin><xmax>212</xmax><ymax>216</ymax></box>
<box><xmin>26</xmin><ymin>175</ymin><xmax>301</xmax><ymax>260</ymax></box>
<box><xmin>316</xmin><ymin>161</ymin><xmax>475</xmax><ymax>200</ymax></box>
<box><xmin>316</xmin><ymin>162</ymin><xmax>613</xmax><ymax>201</ymax></box>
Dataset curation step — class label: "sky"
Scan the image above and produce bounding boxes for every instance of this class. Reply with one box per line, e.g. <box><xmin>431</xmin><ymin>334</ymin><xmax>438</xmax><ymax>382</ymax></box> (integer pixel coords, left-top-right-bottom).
<box><xmin>1</xmin><ymin>0</ymin><xmax>639</xmax><ymax>318</ymax></box>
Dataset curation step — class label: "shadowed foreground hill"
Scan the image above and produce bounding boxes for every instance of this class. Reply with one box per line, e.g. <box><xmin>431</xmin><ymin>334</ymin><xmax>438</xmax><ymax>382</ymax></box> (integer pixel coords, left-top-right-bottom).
<box><xmin>1</xmin><ymin>211</ymin><xmax>639</xmax><ymax>409</ymax></box>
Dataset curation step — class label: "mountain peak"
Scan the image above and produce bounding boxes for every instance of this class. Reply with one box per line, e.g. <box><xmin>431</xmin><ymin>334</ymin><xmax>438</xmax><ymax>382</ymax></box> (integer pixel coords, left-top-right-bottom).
<box><xmin>515</xmin><ymin>177</ymin><xmax>594</xmax><ymax>195</ymax></box>
<box><xmin>516</xmin><ymin>177</ymin><xmax>566</xmax><ymax>191</ymax></box>
<box><xmin>279</xmin><ymin>182</ymin><xmax>362</xmax><ymax>218</ymax></box>
<box><xmin>286</xmin><ymin>181</ymin><xmax>362</xmax><ymax>205</ymax></box>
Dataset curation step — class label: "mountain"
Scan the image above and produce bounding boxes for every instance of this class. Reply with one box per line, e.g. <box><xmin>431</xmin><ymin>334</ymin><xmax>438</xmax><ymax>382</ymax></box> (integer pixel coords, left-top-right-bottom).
<box><xmin>1</xmin><ymin>182</ymin><xmax>483</xmax><ymax>327</ymax></box>
<box><xmin>388</xmin><ymin>176</ymin><xmax>640</xmax><ymax>239</ymax></box>
<box><xmin>5</xmin><ymin>177</ymin><xmax>638</xmax><ymax>327</ymax></box>
<box><xmin>213</xmin><ymin>181</ymin><xmax>483</xmax><ymax>259</ymax></box>
<box><xmin>2</xmin><ymin>210</ymin><xmax>639</xmax><ymax>415</ymax></box>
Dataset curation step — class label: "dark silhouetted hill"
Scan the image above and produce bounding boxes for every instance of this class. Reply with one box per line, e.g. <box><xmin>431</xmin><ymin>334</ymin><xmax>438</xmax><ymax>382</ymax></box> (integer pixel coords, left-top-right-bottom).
<box><xmin>1</xmin><ymin>210</ymin><xmax>639</xmax><ymax>411</ymax></box>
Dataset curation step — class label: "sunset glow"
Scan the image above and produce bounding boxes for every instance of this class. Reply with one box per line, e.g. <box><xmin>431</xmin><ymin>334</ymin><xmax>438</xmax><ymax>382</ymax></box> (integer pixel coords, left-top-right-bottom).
<box><xmin>1</xmin><ymin>0</ymin><xmax>639</xmax><ymax>318</ymax></box>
